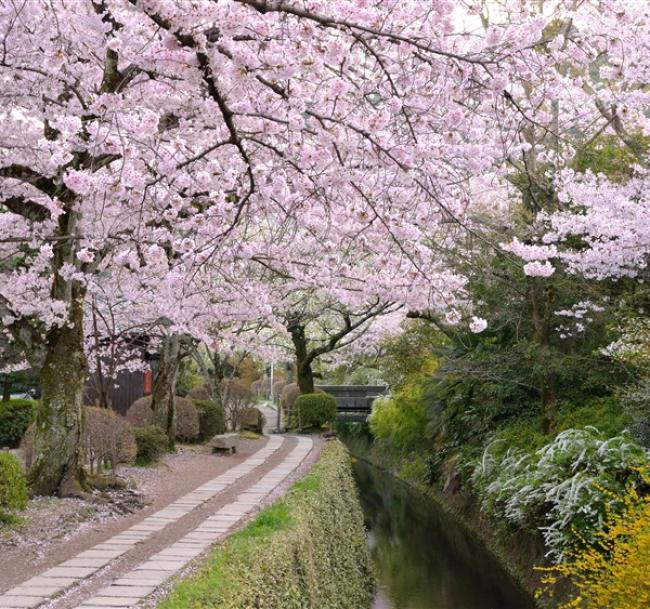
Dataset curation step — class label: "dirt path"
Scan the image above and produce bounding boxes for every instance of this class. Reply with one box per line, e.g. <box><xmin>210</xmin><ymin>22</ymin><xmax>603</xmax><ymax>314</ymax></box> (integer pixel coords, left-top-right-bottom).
<box><xmin>0</xmin><ymin>432</ymin><xmax>325</xmax><ymax>609</ymax></box>
<box><xmin>48</xmin><ymin>436</ymin><xmax>300</xmax><ymax>609</ymax></box>
<box><xmin>0</xmin><ymin>436</ymin><xmax>274</xmax><ymax>592</ymax></box>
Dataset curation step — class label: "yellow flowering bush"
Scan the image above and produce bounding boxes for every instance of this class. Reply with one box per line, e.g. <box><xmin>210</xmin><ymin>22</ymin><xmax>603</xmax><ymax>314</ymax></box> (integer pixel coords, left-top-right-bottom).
<box><xmin>537</xmin><ymin>467</ymin><xmax>650</xmax><ymax>609</ymax></box>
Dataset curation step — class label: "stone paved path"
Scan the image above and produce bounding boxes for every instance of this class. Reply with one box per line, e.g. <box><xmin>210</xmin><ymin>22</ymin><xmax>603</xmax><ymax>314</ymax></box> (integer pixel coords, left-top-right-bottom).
<box><xmin>258</xmin><ymin>402</ymin><xmax>281</xmax><ymax>434</ymax></box>
<box><xmin>0</xmin><ymin>434</ymin><xmax>313</xmax><ymax>609</ymax></box>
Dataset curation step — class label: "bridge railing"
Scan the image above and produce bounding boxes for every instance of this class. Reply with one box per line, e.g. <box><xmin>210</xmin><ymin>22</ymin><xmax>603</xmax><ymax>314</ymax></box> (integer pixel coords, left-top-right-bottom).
<box><xmin>315</xmin><ymin>385</ymin><xmax>388</xmax><ymax>422</ymax></box>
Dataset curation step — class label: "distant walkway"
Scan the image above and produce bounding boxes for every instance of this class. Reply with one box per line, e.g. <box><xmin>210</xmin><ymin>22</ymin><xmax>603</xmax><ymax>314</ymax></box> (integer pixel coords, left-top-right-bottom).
<box><xmin>0</xmin><ymin>434</ymin><xmax>313</xmax><ymax>609</ymax></box>
<box><xmin>258</xmin><ymin>401</ymin><xmax>281</xmax><ymax>434</ymax></box>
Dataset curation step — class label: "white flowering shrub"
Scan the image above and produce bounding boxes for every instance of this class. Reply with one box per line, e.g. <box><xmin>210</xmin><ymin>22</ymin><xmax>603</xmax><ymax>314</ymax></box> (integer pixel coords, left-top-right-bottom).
<box><xmin>471</xmin><ymin>427</ymin><xmax>650</xmax><ymax>561</ymax></box>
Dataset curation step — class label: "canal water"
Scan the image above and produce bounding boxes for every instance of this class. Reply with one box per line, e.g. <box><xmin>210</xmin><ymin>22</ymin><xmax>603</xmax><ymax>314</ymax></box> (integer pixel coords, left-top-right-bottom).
<box><xmin>353</xmin><ymin>459</ymin><xmax>536</xmax><ymax>609</ymax></box>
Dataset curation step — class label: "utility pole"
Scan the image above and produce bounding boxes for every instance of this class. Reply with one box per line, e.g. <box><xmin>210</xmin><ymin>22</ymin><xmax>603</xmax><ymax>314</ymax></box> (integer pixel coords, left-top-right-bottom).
<box><xmin>271</xmin><ymin>359</ymin><xmax>281</xmax><ymax>433</ymax></box>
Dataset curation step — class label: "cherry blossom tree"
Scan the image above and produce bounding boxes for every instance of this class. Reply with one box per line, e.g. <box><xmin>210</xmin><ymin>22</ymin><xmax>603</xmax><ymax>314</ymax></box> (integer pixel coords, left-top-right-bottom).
<box><xmin>475</xmin><ymin>0</ymin><xmax>650</xmax><ymax>281</ymax></box>
<box><xmin>435</xmin><ymin>0</ymin><xmax>650</xmax><ymax>430</ymax></box>
<box><xmin>2</xmin><ymin>0</ymin><xmax>614</xmax><ymax>495</ymax></box>
<box><xmin>284</xmin><ymin>297</ymin><xmax>400</xmax><ymax>394</ymax></box>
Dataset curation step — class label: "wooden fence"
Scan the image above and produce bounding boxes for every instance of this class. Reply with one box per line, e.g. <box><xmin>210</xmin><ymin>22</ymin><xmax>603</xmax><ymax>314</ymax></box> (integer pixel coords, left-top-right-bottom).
<box><xmin>85</xmin><ymin>369</ymin><xmax>151</xmax><ymax>416</ymax></box>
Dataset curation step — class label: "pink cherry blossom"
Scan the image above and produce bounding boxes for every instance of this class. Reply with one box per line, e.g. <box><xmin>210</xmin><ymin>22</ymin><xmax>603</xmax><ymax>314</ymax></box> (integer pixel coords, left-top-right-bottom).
<box><xmin>523</xmin><ymin>261</ymin><xmax>556</xmax><ymax>278</ymax></box>
<box><xmin>470</xmin><ymin>317</ymin><xmax>488</xmax><ymax>334</ymax></box>
<box><xmin>1</xmin><ymin>0</ymin><xmax>649</xmax><ymax>494</ymax></box>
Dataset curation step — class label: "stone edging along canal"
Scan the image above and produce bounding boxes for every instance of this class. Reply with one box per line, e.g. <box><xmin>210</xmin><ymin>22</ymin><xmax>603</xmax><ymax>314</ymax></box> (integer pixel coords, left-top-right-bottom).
<box><xmin>344</xmin><ymin>435</ymin><xmax>543</xmax><ymax>607</ymax></box>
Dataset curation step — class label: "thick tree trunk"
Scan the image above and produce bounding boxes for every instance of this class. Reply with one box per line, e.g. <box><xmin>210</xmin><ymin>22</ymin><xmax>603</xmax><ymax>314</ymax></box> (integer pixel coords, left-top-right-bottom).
<box><xmin>531</xmin><ymin>285</ymin><xmax>557</xmax><ymax>434</ymax></box>
<box><xmin>296</xmin><ymin>360</ymin><xmax>315</xmax><ymax>394</ymax></box>
<box><xmin>211</xmin><ymin>349</ymin><xmax>226</xmax><ymax>406</ymax></box>
<box><xmin>28</xmin><ymin>294</ymin><xmax>87</xmax><ymax>497</ymax></box>
<box><xmin>151</xmin><ymin>334</ymin><xmax>181</xmax><ymax>442</ymax></box>
<box><xmin>2</xmin><ymin>379</ymin><xmax>11</xmax><ymax>402</ymax></box>
<box><xmin>287</xmin><ymin>317</ymin><xmax>315</xmax><ymax>394</ymax></box>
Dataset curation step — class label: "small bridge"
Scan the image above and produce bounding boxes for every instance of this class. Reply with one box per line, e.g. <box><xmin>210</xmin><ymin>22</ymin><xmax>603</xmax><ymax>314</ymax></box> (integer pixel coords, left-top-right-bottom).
<box><xmin>315</xmin><ymin>385</ymin><xmax>388</xmax><ymax>423</ymax></box>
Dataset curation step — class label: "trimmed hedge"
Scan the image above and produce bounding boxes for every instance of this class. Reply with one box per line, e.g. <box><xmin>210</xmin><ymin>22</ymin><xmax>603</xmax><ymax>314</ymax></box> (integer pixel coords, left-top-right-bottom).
<box><xmin>133</xmin><ymin>425</ymin><xmax>169</xmax><ymax>464</ymax></box>
<box><xmin>280</xmin><ymin>382</ymin><xmax>301</xmax><ymax>414</ymax></box>
<box><xmin>281</xmin><ymin>384</ymin><xmax>326</xmax><ymax>428</ymax></box>
<box><xmin>0</xmin><ymin>452</ymin><xmax>28</xmax><ymax>523</ymax></box>
<box><xmin>22</xmin><ymin>406</ymin><xmax>137</xmax><ymax>472</ymax></box>
<box><xmin>239</xmin><ymin>406</ymin><xmax>266</xmax><ymax>434</ymax></box>
<box><xmin>294</xmin><ymin>392</ymin><xmax>337</xmax><ymax>431</ymax></box>
<box><xmin>193</xmin><ymin>399</ymin><xmax>227</xmax><ymax>441</ymax></box>
<box><xmin>0</xmin><ymin>400</ymin><xmax>36</xmax><ymax>448</ymax></box>
<box><xmin>126</xmin><ymin>396</ymin><xmax>200</xmax><ymax>442</ymax></box>
<box><xmin>159</xmin><ymin>441</ymin><xmax>375</xmax><ymax>609</ymax></box>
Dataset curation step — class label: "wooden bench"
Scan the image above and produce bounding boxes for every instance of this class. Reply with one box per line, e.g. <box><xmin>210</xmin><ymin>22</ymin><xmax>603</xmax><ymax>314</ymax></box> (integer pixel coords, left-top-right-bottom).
<box><xmin>210</xmin><ymin>432</ymin><xmax>240</xmax><ymax>455</ymax></box>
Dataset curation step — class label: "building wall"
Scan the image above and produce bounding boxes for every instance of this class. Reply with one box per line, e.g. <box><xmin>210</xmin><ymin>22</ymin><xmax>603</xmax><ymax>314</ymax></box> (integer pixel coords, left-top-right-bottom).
<box><xmin>85</xmin><ymin>369</ymin><xmax>150</xmax><ymax>416</ymax></box>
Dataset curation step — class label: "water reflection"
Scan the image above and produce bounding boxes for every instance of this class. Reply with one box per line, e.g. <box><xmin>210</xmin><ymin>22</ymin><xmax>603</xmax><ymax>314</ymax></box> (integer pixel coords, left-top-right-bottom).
<box><xmin>353</xmin><ymin>460</ymin><xmax>536</xmax><ymax>609</ymax></box>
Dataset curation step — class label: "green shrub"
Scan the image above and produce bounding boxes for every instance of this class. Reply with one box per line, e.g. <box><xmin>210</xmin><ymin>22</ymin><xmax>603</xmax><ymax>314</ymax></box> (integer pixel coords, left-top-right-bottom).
<box><xmin>281</xmin><ymin>385</ymin><xmax>326</xmax><ymax>424</ymax></box>
<box><xmin>557</xmin><ymin>397</ymin><xmax>630</xmax><ymax>438</ymax></box>
<box><xmin>369</xmin><ymin>385</ymin><xmax>429</xmax><ymax>453</ymax></box>
<box><xmin>0</xmin><ymin>400</ymin><xmax>36</xmax><ymax>448</ymax></box>
<box><xmin>175</xmin><ymin>359</ymin><xmax>203</xmax><ymax>397</ymax></box>
<box><xmin>0</xmin><ymin>452</ymin><xmax>28</xmax><ymax>523</ymax></box>
<box><xmin>486</xmin><ymin>416</ymin><xmax>549</xmax><ymax>457</ymax></box>
<box><xmin>159</xmin><ymin>441</ymin><xmax>374</xmax><ymax>609</ymax></box>
<box><xmin>620</xmin><ymin>378</ymin><xmax>650</xmax><ymax>447</ymax></box>
<box><xmin>398</xmin><ymin>455</ymin><xmax>429</xmax><ymax>481</ymax></box>
<box><xmin>471</xmin><ymin>428</ymin><xmax>650</xmax><ymax>561</ymax></box>
<box><xmin>346</xmin><ymin>367</ymin><xmax>385</xmax><ymax>385</ymax></box>
<box><xmin>193</xmin><ymin>399</ymin><xmax>226</xmax><ymax>441</ymax></box>
<box><xmin>133</xmin><ymin>425</ymin><xmax>169</xmax><ymax>464</ymax></box>
<box><xmin>293</xmin><ymin>393</ymin><xmax>337</xmax><ymax>431</ymax></box>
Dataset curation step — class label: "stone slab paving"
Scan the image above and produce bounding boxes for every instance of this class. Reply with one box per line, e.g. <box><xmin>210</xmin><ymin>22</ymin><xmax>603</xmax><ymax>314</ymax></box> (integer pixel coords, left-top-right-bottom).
<box><xmin>76</xmin><ymin>437</ymin><xmax>313</xmax><ymax>609</ymax></box>
<box><xmin>0</xmin><ymin>436</ymin><xmax>285</xmax><ymax>609</ymax></box>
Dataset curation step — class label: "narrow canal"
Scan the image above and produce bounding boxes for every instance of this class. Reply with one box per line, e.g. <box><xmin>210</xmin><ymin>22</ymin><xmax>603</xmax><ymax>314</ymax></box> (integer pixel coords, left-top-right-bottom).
<box><xmin>353</xmin><ymin>459</ymin><xmax>536</xmax><ymax>609</ymax></box>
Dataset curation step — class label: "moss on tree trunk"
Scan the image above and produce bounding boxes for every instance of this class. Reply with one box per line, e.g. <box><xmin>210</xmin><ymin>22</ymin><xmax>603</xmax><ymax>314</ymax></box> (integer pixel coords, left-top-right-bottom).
<box><xmin>151</xmin><ymin>334</ymin><xmax>181</xmax><ymax>443</ymax></box>
<box><xmin>28</xmin><ymin>294</ymin><xmax>87</xmax><ymax>497</ymax></box>
<box><xmin>297</xmin><ymin>360</ymin><xmax>315</xmax><ymax>394</ymax></box>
